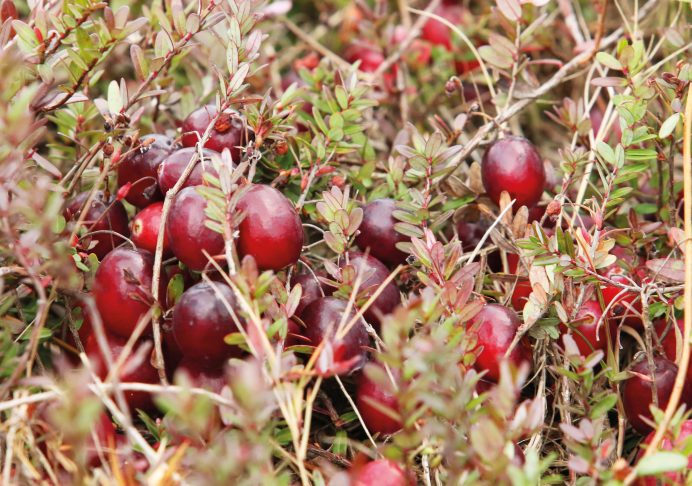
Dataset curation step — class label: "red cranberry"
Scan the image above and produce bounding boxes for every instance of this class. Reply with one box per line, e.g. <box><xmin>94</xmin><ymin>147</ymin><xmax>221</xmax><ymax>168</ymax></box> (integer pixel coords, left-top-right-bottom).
<box><xmin>345</xmin><ymin>44</ymin><xmax>385</xmax><ymax>73</ymax></box>
<box><xmin>601</xmin><ymin>274</ymin><xmax>642</xmax><ymax>329</ymax></box>
<box><xmin>622</xmin><ymin>356</ymin><xmax>678</xmax><ymax>435</ymax></box>
<box><xmin>166</xmin><ymin>186</ymin><xmax>224</xmax><ymax>271</ymax></box>
<box><xmin>356</xmin><ymin>366</ymin><xmax>401</xmax><ymax>435</ymax></box>
<box><xmin>117</xmin><ymin>134</ymin><xmax>176</xmax><ymax>207</ymax></box>
<box><xmin>131</xmin><ymin>202</ymin><xmax>171</xmax><ymax>257</ymax></box>
<box><xmin>340</xmin><ymin>252</ymin><xmax>400</xmax><ymax>329</ymax></box>
<box><xmin>355</xmin><ymin>199</ymin><xmax>408</xmax><ymax>266</ymax></box>
<box><xmin>162</xmin><ymin>320</ymin><xmax>183</xmax><ymax>373</ymax></box>
<box><xmin>299</xmin><ymin>297</ymin><xmax>369</xmax><ymax>374</ymax></box>
<box><xmin>92</xmin><ymin>248</ymin><xmax>166</xmax><ymax>338</ymax></box>
<box><xmin>236</xmin><ymin>184</ymin><xmax>304</xmax><ymax>271</ymax></box>
<box><xmin>455</xmin><ymin>219</ymin><xmax>490</xmax><ymax>252</ymax></box>
<box><xmin>86</xmin><ymin>412</ymin><xmax>118</xmax><ymax>467</ymax></box>
<box><xmin>352</xmin><ymin>459</ymin><xmax>410</xmax><ymax>486</ymax></box>
<box><xmin>177</xmin><ymin>358</ymin><xmax>227</xmax><ymax>393</ymax></box>
<box><xmin>481</xmin><ymin>136</ymin><xmax>546</xmax><ymax>209</ymax></box>
<box><xmin>181</xmin><ymin>105</ymin><xmax>253</xmax><ymax>161</ymax></box>
<box><xmin>654</xmin><ymin>318</ymin><xmax>692</xmax><ymax>406</ymax></box>
<box><xmin>510</xmin><ymin>280</ymin><xmax>532</xmax><ymax>311</ymax></box>
<box><xmin>85</xmin><ymin>332</ymin><xmax>159</xmax><ymax>411</ymax></box>
<box><xmin>291</xmin><ymin>273</ymin><xmax>326</xmax><ymax>316</ymax></box>
<box><xmin>561</xmin><ymin>300</ymin><xmax>612</xmax><ymax>357</ymax></box>
<box><xmin>171</xmin><ymin>281</ymin><xmax>243</xmax><ymax>365</ymax></box>
<box><xmin>637</xmin><ymin>420</ymin><xmax>692</xmax><ymax>486</ymax></box>
<box><xmin>421</xmin><ymin>4</ymin><xmax>464</xmax><ymax>50</ymax></box>
<box><xmin>156</xmin><ymin>147</ymin><xmax>221</xmax><ymax>195</ymax></box>
<box><xmin>64</xmin><ymin>191</ymin><xmax>130</xmax><ymax>260</ymax></box>
<box><xmin>470</xmin><ymin>304</ymin><xmax>532</xmax><ymax>382</ymax></box>
<box><xmin>285</xmin><ymin>318</ymin><xmax>306</xmax><ymax>348</ymax></box>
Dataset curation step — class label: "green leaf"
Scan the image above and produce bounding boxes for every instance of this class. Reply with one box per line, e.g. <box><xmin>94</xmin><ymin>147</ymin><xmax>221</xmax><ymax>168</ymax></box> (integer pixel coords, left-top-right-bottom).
<box><xmin>107</xmin><ymin>80</ymin><xmax>123</xmax><ymax>114</ymax></box>
<box><xmin>636</xmin><ymin>452</ymin><xmax>688</xmax><ymax>476</ymax></box>
<box><xmin>596</xmin><ymin>51</ymin><xmax>623</xmax><ymax>71</ymax></box>
<box><xmin>589</xmin><ymin>394</ymin><xmax>617</xmax><ymax>419</ymax></box>
<box><xmin>659</xmin><ymin>113</ymin><xmax>680</xmax><ymax>139</ymax></box>
<box><xmin>595</xmin><ymin>141</ymin><xmax>615</xmax><ymax>164</ymax></box>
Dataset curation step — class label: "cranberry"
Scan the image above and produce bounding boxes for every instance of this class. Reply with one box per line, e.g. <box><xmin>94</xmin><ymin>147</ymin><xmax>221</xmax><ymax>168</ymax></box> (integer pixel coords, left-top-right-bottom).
<box><xmin>291</xmin><ymin>273</ymin><xmax>326</xmax><ymax>316</ymax></box>
<box><xmin>601</xmin><ymin>274</ymin><xmax>642</xmax><ymax>329</ymax></box>
<box><xmin>156</xmin><ymin>147</ymin><xmax>221</xmax><ymax>195</ymax></box>
<box><xmin>299</xmin><ymin>297</ymin><xmax>369</xmax><ymax>374</ymax></box>
<box><xmin>85</xmin><ymin>332</ymin><xmax>159</xmax><ymax>411</ymax></box>
<box><xmin>117</xmin><ymin>134</ymin><xmax>176</xmax><ymax>207</ymax></box>
<box><xmin>64</xmin><ymin>191</ymin><xmax>130</xmax><ymax>260</ymax></box>
<box><xmin>481</xmin><ymin>136</ymin><xmax>546</xmax><ymax>209</ymax></box>
<box><xmin>355</xmin><ymin>199</ymin><xmax>408</xmax><ymax>266</ymax></box>
<box><xmin>510</xmin><ymin>280</ymin><xmax>532</xmax><ymax>311</ymax></box>
<box><xmin>131</xmin><ymin>202</ymin><xmax>171</xmax><ymax>257</ymax></box>
<box><xmin>236</xmin><ymin>184</ymin><xmax>304</xmax><ymax>271</ymax></box>
<box><xmin>622</xmin><ymin>356</ymin><xmax>678</xmax><ymax>434</ymax></box>
<box><xmin>181</xmin><ymin>105</ymin><xmax>253</xmax><ymax>161</ymax></box>
<box><xmin>340</xmin><ymin>252</ymin><xmax>400</xmax><ymax>329</ymax></box>
<box><xmin>166</xmin><ymin>186</ymin><xmax>224</xmax><ymax>271</ymax></box>
<box><xmin>421</xmin><ymin>3</ymin><xmax>464</xmax><ymax>50</ymax></box>
<box><xmin>345</xmin><ymin>44</ymin><xmax>385</xmax><ymax>73</ymax></box>
<box><xmin>637</xmin><ymin>420</ymin><xmax>692</xmax><ymax>486</ymax></box>
<box><xmin>285</xmin><ymin>318</ymin><xmax>305</xmax><ymax>348</ymax></box>
<box><xmin>654</xmin><ymin>318</ymin><xmax>692</xmax><ymax>406</ymax></box>
<box><xmin>455</xmin><ymin>219</ymin><xmax>490</xmax><ymax>252</ymax></box>
<box><xmin>171</xmin><ymin>281</ymin><xmax>243</xmax><ymax>365</ymax></box>
<box><xmin>176</xmin><ymin>358</ymin><xmax>227</xmax><ymax>393</ymax></box>
<box><xmin>356</xmin><ymin>366</ymin><xmax>401</xmax><ymax>435</ymax></box>
<box><xmin>162</xmin><ymin>321</ymin><xmax>183</xmax><ymax>374</ymax></box>
<box><xmin>352</xmin><ymin>459</ymin><xmax>410</xmax><ymax>486</ymax></box>
<box><xmin>590</xmin><ymin>107</ymin><xmax>622</xmax><ymax>143</ymax></box>
<box><xmin>561</xmin><ymin>300</ymin><xmax>613</xmax><ymax>357</ymax></box>
<box><xmin>92</xmin><ymin>248</ymin><xmax>166</xmax><ymax>338</ymax></box>
<box><xmin>470</xmin><ymin>304</ymin><xmax>532</xmax><ymax>382</ymax></box>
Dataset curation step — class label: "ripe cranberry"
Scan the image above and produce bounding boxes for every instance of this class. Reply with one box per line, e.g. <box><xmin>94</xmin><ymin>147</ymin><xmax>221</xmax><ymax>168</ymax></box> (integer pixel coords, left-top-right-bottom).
<box><xmin>356</xmin><ymin>366</ymin><xmax>401</xmax><ymax>435</ymax></box>
<box><xmin>355</xmin><ymin>199</ymin><xmax>408</xmax><ymax>266</ymax></box>
<box><xmin>236</xmin><ymin>184</ymin><xmax>304</xmax><ymax>271</ymax></box>
<box><xmin>181</xmin><ymin>105</ymin><xmax>253</xmax><ymax>161</ymax></box>
<box><xmin>481</xmin><ymin>136</ymin><xmax>546</xmax><ymax>209</ymax></box>
<box><xmin>510</xmin><ymin>280</ymin><xmax>532</xmax><ymax>311</ymax></box>
<box><xmin>85</xmin><ymin>332</ymin><xmax>159</xmax><ymax>411</ymax></box>
<box><xmin>622</xmin><ymin>356</ymin><xmax>678</xmax><ymax>435</ymax></box>
<box><xmin>166</xmin><ymin>186</ymin><xmax>224</xmax><ymax>271</ymax></box>
<box><xmin>340</xmin><ymin>252</ymin><xmax>400</xmax><ymax>329</ymax></box>
<box><xmin>561</xmin><ymin>300</ymin><xmax>613</xmax><ymax>357</ymax></box>
<box><xmin>291</xmin><ymin>273</ymin><xmax>326</xmax><ymax>316</ymax></box>
<box><xmin>455</xmin><ymin>219</ymin><xmax>490</xmax><ymax>252</ymax></box>
<box><xmin>352</xmin><ymin>459</ymin><xmax>410</xmax><ymax>486</ymax></box>
<box><xmin>420</xmin><ymin>3</ymin><xmax>464</xmax><ymax>50</ymax></box>
<box><xmin>300</xmin><ymin>297</ymin><xmax>369</xmax><ymax>374</ymax></box>
<box><xmin>470</xmin><ymin>304</ymin><xmax>532</xmax><ymax>382</ymax></box>
<box><xmin>345</xmin><ymin>44</ymin><xmax>385</xmax><ymax>73</ymax></box>
<box><xmin>171</xmin><ymin>281</ymin><xmax>243</xmax><ymax>365</ymax></box>
<box><xmin>156</xmin><ymin>147</ymin><xmax>221</xmax><ymax>195</ymax></box>
<box><xmin>601</xmin><ymin>274</ymin><xmax>642</xmax><ymax>329</ymax></box>
<box><xmin>64</xmin><ymin>191</ymin><xmax>130</xmax><ymax>260</ymax></box>
<box><xmin>131</xmin><ymin>202</ymin><xmax>171</xmax><ymax>257</ymax></box>
<box><xmin>162</xmin><ymin>320</ymin><xmax>183</xmax><ymax>373</ymax></box>
<box><xmin>117</xmin><ymin>134</ymin><xmax>176</xmax><ymax>207</ymax></box>
<box><xmin>177</xmin><ymin>358</ymin><xmax>227</xmax><ymax>393</ymax></box>
<box><xmin>92</xmin><ymin>248</ymin><xmax>166</xmax><ymax>338</ymax></box>
<box><xmin>654</xmin><ymin>318</ymin><xmax>692</xmax><ymax>406</ymax></box>
<box><xmin>637</xmin><ymin>420</ymin><xmax>692</xmax><ymax>486</ymax></box>
<box><xmin>285</xmin><ymin>318</ymin><xmax>306</xmax><ymax>348</ymax></box>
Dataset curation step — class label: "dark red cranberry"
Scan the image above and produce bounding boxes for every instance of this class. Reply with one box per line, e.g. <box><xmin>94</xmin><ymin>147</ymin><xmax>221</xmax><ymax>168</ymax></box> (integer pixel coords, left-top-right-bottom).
<box><xmin>236</xmin><ymin>184</ymin><xmax>304</xmax><ymax>271</ymax></box>
<box><xmin>561</xmin><ymin>300</ymin><xmax>612</xmax><ymax>357</ymax></box>
<box><xmin>470</xmin><ymin>304</ymin><xmax>532</xmax><ymax>382</ymax></box>
<box><xmin>84</xmin><ymin>412</ymin><xmax>118</xmax><ymax>467</ymax></box>
<box><xmin>352</xmin><ymin>459</ymin><xmax>410</xmax><ymax>486</ymax></box>
<box><xmin>181</xmin><ymin>105</ymin><xmax>253</xmax><ymax>161</ymax></box>
<box><xmin>131</xmin><ymin>202</ymin><xmax>171</xmax><ymax>257</ymax></box>
<box><xmin>85</xmin><ymin>332</ymin><xmax>159</xmax><ymax>411</ymax></box>
<box><xmin>171</xmin><ymin>281</ymin><xmax>243</xmax><ymax>365</ymax></box>
<box><xmin>117</xmin><ymin>134</ymin><xmax>176</xmax><ymax>207</ymax></box>
<box><xmin>156</xmin><ymin>147</ymin><xmax>221</xmax><ymax>195</ymax></box>
<box><xmin>64</xmin><ymin>191</ymin><xmax>130</xmax><ymax>260</ymax></box>
<box><xmin>420</xmin><ymin>3</ymin><xmax>464</xmax><ymax>50</ymax></box>
<box><xmin>176</xmin><ymin>358</ymin><xmax>227</xmax><ymax>393</ymax></box>
<box><xmin>654</xmin><ymin>318</ymin><xmax>692</xmax><ymax>406</ymax></box>
<box><xmin>356</xmin><ymin>366</ymin><xmax>401</xmax><ymax>435</ymax></box>
<box><xmin>300</xmin><ymin>297</ymin><xmax>369</xmax><ymax>375</ymax></box>
<box><xmin>166</xmin><ymin>186</ymin><xmax>224</xmax><ymax>271</ymax></box>
<box><xmin>637</xmin><ymin>420</ymin><xmax>692</xmax><ymax>486</ymax></box>
<box><xmin>345</xmin><ymin>44</ymin><xmax>385</xmax><ymax>73</ymax></box>
<box><xmin>601</xmin><ymin>274</ymin><xmax>642</xmax><ymax>329</ymax></box>
<box><xmin>92</xmin><ymin>248</ymin><xmax>166</xmax><ymax>338</ymax></box>
<box><xmin>622</xmin><ymin>356</ymin><xmax>678</xmax><ymax>435</ymax></box>
<box><xmin>340</xmin><ymin>252</ymin><xmax>400</xmax><ymax>329</ymax></box>
<box><xmin>285</xmin><ymin>318</ymin><xmax>306</xmax><ymax>348</ymax></box>
<box><xmin>481</xmin><ymin>136</ymin><xmax>546</xmax><ymax>208</ymax></box>
<box><xmin>455</xmin><ymin>219</ymin><xmax>490</xmax><ymax>252</ymax></box>
<box><xmin>291</xmin><ymin>273</ymin><xmax>326</xmax><ymax>316</ymax></box>
<box><xmin>355</xmin><ymin>199</ymin><xmax>408</xmax><ymax>266</ymax></box>
<box><xmin>510</xmin><ymin>280</ymin><xmax>532</xmax><ymax>311</ymax></box>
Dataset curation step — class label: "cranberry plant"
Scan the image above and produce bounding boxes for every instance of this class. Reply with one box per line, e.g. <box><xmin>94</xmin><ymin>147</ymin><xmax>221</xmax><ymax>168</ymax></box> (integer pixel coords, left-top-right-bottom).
<box><xmin>0</xmin><ymin>0</ymin><xmax>690</xmax><ymax>485</ymax></box>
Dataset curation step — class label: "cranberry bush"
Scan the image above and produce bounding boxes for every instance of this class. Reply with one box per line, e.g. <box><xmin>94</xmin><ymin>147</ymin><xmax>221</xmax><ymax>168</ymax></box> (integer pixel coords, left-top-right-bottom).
<box><xmin>0</xmin><ymin>0</ymin><xmax>690</xmax><ymax>484</ymax></box>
